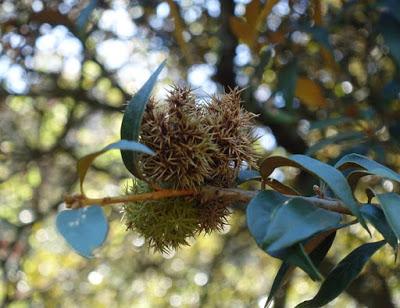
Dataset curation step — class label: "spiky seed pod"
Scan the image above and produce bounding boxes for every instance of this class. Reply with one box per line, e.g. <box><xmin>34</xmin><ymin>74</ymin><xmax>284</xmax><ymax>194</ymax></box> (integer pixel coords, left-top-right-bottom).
<box><xmin>140</xmin><ymin>86</ymin><xmax>217</xmax><ymax>189</ymax></box>
<box><xmin>124</xmin><ymin>86</ymin><xmax>258</xmax><ymax>251</ymax></box>
<box><xmin>204</xmin><ymin>88</ymin><xmax>258</xmax><ymax>187</ymax></box>
<box><xmin>196</xmin><ymin>199</ymin><xmax>231</xmax><ymax>234</ymax></box>
<box><xmin>123</xmin><ymin>181</ymin><xmax>200</xmax><ymax>253</ymax></box>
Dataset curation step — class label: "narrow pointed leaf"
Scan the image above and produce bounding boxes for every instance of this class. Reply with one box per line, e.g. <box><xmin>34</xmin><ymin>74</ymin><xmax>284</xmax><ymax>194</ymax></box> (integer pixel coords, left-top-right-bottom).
<box><xmin>260</xmin><ymin>155</ymin><xmax>368</xmax><ymax>232</ymax></box>
<box><xmin>335</xmin><ymin>153</ymin><xmax>400</xmax><ymax>183</ymax></box>
<box><xmin>276</xmin><ymin>60</ymin><xmax>298</xmax><ymax>107</ymax></box>
<box><xmin>375</xmin><ymin>193</ymin><xmax>400</xmax><ymax>240</ymax></box>
<box><xmin>78</xmin><ymin>140</ymin><xmax>155</xmax><ymax>194</ymax></box>
<box><xmin>56</xmin><ymin>205</ymin><xmax>108</xmax><ymax>258</ymax></box>
<box><xmin>360</xmin><ymin>204</ymin><xmax>398</xmax><ymax>251</ymax></box>
<box><xmin>296</xmin><ymin>241</ymin><xmax>386</xmax><ymax>308</ymax></box>
<box><xmin>76</xmin><ymin>0</ymin><xmax>98</xmax><ymax>32</ymax></box>
<box><xmin>120</xmin><ymin>61</ymin><xmax>166</xmax><ymax>179</ymax></box>
<box><xmin>306</xmin><ymin>131</ymin><xmax>365</xmax><ymax>156</ymax></box>
<box><xmin>236</xmin><ymin>169</ymin><xmax>261</xmax><ymax>184</ymax></box>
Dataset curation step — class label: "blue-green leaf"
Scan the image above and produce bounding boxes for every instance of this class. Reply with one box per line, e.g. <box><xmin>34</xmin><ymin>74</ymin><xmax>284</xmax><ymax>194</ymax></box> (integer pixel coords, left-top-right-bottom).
<box><xmin>261</xmin><ymin>198</ymin><xmax>341</xmax><ymax>255</ymax></box>
<box><xmin>306</xmin><ymin>131</ymin><xmax>365</xmax><ymax>156</ymax></box>
<box><xmin>296</xmin><ymin>241</ymin><xmax>386</xmax><ymax>308</ymax></box>
<box><xmin>247</xmin><ymin>190</ymin><xmax>341</xmax><ymax>280</ymax></box>
<box><xmin>246</xmin><ymin>190</ymin><xmax>288</xmax><ymax>244</ymax></box>
<box><xmin>120</xmin><ymin>61</ymin><xmax>166</xmax><ymax>179</ymax></box>
<box><xmin>375</xmin><ymin>193</ymin><xmax>400</xmax><ymax>241</ymax></box>
<box><xmin>236</xmin><ymin>169</ymin><xmax>261</xmax><ymax>184</ymax></box>
<box><xmin>260</xmin><ymin>155</ymin><xmax>369</xmax><ymax>232</ymax></box>
<box><xmin>335</xmin><ymin>153</ymin><xmax>400</xmax><ymax>183</ymax></box>
<box><xmin>378</xmin><ymin>12</ymin><xmax>400</xmax><ymax>68</ymax></box>
<box><xmin>76</xmin><ymin>0</ymin><xmax>98</xmax><ymax>32</ymax></box>
<box><xmin>309</xmin><ymin>117</ymin><xmax>352</xmax><ymax>130</ymax></box>
<box><xmin>276</xmin><ymin>60</ymin><xmax>298</xmax><ymax>108</ymax></box>
<box><xmin>56</xmin><ymin>205</ymin><xmax>108</xmax><ymax>258</ymax></box>
<box><xmin>77</xmin><ymin>140</ymin><xmax>155</xmax><ymax>194</ymax></box>
<box><xmin>360</xmin><ymin>204</ymin><xmax>398</xmax><ymax>251</ymax></box>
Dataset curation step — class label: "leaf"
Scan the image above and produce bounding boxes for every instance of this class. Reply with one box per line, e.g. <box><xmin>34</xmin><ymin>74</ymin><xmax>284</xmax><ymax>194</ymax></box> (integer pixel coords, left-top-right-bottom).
<box><xmin>245</xmin><ymin>0</ymin><xmax>261</xmax><ymax>28</ymax></box>
<box><xmin>309</xmin><ymin>117</ymin><xmax>352</xmax><ymax>130</ymax></box>
<box><xmin>76</xmin><ymin>0</ymin><xmax>99</xmax><ymax>33</ymax></box>
<box><xmin>257</xmin><ymin>0</ymin><xmax>279</xmax><ymax>29</ymax></box>
<box><xmin>78</xmin><ymin>140</ymin><xmax>155</xmax><ymax>194</ymax></box>
<box><xmin>376</xmin><ymin>0</ymin><xmax>400</xmax><ymax>23</ymax></box>
<box><xmin>261</xmin><ymin>198</ymin><xmax>341</xmax><ymax>255</ymax></box>
<box><xmin>306</xmin><ymin>131</ymin><xmax>365</xmax><ymax>156</ymax></box>
<box><xmin>312</xmin><ymin>0</ymin><xmax>322</xmax><ymax>26</ymax></box>
<box><xmin>375</xmin><ymin>193</ymin><xmax>400</xmax><ymax>240</ymax></box>
<box><xmin>265</xmin><ymin>262</ymin><xmax>291</xmax><ymax>308</ymax></box>
<box><xmin>266</xmin><ymin>231</ymin><xmax>337</xmax><ymax>307</ymax></box>
<box><xmin>284</xmin><ymin>244</ymin><xmax>323</xmax><ymax>281</ymax></box>
<box><xmin>264</xmin><ymin>178</ymin><xmax>300</xmax><ymax>196</ymax></box>
<box><xmin>229</xmin><ymin>17</ymin><xmax>256</xmax><ymax>47</ymax></box>
<box><xmin>295</xmin><ymin>77</ymin><xmax>327</xmax><ymax>109</ymax></box>
<box><xmin>360</xmin><ymin>204</ymin><xmax>398</xmax><ymax>251</ymax></box>
<box><xmin>246</xmin><ymin>190</ymin><xmax>288</xmax><ymax>244</ymax></box>
<box><xmin>246</xmin><ymin>190</ymin><xmax>341</xmax><ymax>280</ymax></box>
<box><xmin>260</xmin><ymin>155</ymin><xmax>369</xmax><ymax>232</ymax></box>
<box><xmin>56</xmin><ymin>205</ymin><xmax>108</xmax><ymax>258</ymax></box>
<box><xmin>120</xmin><ymin>61</ymin><xmax>166</xmax><ymax>179</ymax></box>
<box><xmin>378</xmin><ymin>12</ymin><xmax>400</xmax><ymax>68</ymax></box>
<box><xmin>296</xmin><ymin>241</ymin><xmax>386</xmax><ymax>307</ymax></box>
<box><xmin>236</xmin><ymin>169</ymin><xmax>261</xmax><ymax>184</ymax></box>
<box><xmin>335</xmin><ymin>153</ymin><xmax>400</xmax><ymax>183</ymax></box>
<box><xmin>253</xmin><ymin>46</ymin><xmax>274</xmax><ymax>80</ymax></box>
<box><xmin>276</xmin><ymin>60</ymin><xmax>298</xmax><ymax>108</ymax></box>
<box><xmin>305</xmin><ymin>26</ymin><xmax>332</xmax><ymax>51</ymax></box>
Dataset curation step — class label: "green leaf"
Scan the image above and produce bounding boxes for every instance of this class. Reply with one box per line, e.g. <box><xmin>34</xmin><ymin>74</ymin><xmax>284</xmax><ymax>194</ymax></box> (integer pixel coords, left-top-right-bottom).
<box><xmin>304</xmin><ymin>26</ymin><xmax>332</xmax><ymax>51</ymax></box>
<box><xmin>296</xmin><ymin>241</ymin><xmax>386</xmax><ymax>308</ymax></box>
<box><xmin>309</xmin><ymin>117</ymin><xmax>352</xmax><ymax>130</ymax></box>
<box><xmin>376</xmin><ymin>0</ymin><xmax>400</xmax><ymax>23</ymax></box>
<box><xmin>378</xmin><ymin>12</ymin><xmax>400</xmax><ymax>68</ymax></box>
<box><xmin>120</xmin><ymin>61</ymin><xmax>166</xmax><ymax>179</ymax></box>
<box><xmin>375</xmin><ymin>193</ymin><xmax>400</xmax><ymax>241</ymax></box>
<box><xmin>360</xmin><ymin>204</ymin><xmax>398</xmax><ymax>251</ymax></box>
<box><xmin>284</xmin><ymin>244</ymin><xmax>323</xmax><ymax>281</ymax></box>
<box><xmin>246</xmin><ymin>190</ymin><xmax>341</xmax><ymax>280</ymax></box>
<box><xmin>76</xmin><ymin>0</ymin><xmax>98</xmax><ymax>32</ymax></box>
<box><xmin>306</xmin><ymin>131</ymin><xmax>365</xmax><ymax>156</ymax></box>
<box><xmin>77</xmin><ymin>140</ymin><xmax>155</xmax><ymax>194</ymax></box>
<box><xmin>265</xmin><ymin>262</ymin><xmax>290</xmax><ymax>308</ymax></box>
<box><xmin>261</xmin><ymin>198</ymin><xmax>341</xmax><ymax>255</ymax></box>
<box><xmin>276</xmin><ymin>60</ymin><xmax>298</xmax><ymax>108</ymax></box>
<box><xmin>246</xmin><ymin>190</ymin><xmax>288</xmax><ymax>244</ymax></box>
<box><xmin>265</xmin><ymin>230</ymin><xmax>338</xmax><ymax>307</ymax></box>
<box><xmin>56</xmin><ymin>205</ymin><xmax>108</xmax><ymax>258</ymax></box>
<box><xmin>236</xmin><ymin>169</ymin><xmax>261</xmax><ymax>184</ymax></box>
<box><xmin>335</xmin><ymin>153</ymin><xmax>400</xmax><ymax>183</ymax></box>
<box><xmin>260</xmin><ymin>155</ymin><xmax>369</xmax><ymax>232</ymax></box>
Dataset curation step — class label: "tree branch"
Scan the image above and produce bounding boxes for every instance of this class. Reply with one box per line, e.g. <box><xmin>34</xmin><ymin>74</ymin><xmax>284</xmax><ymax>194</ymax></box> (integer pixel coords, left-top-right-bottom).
<box><xmin>64</xmin><ymin>186</ymin><xmax>353</xmax><ymax>215</ymax></box>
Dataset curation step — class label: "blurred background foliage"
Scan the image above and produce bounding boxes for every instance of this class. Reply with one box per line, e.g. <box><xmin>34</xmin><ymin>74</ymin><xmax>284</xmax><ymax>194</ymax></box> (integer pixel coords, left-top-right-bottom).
<box><xmin>1</xmin><ymin>0</ymin><xmax>400</xmax><ymax>307</ymax></box>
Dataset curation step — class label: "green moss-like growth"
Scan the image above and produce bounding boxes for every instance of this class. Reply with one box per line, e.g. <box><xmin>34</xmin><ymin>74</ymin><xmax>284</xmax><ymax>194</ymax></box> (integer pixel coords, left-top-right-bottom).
<box><xmin>123</xmin><ymin>181</ymin><xmax>200</xmax><ymax>253</ymax></box>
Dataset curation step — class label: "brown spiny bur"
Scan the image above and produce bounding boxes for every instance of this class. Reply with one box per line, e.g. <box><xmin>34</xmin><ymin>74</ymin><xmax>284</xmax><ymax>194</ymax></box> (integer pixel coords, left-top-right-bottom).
<box><xmin>204</xmin><ymin>88</ymin><xmax>258</xmax><ymax>187</ymax></box>
<box><xmin>140</xmin><ymin>86</ymin><xmax>217</xmax><ymax>189</ymax></box>
<box><xmin>124</xmin><ymin>86</ymin><xmax>258</xmax><ymax>251</ymax></box>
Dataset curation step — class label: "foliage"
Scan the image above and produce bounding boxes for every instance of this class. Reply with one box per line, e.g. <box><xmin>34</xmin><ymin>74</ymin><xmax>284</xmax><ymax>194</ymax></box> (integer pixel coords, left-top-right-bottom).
<box><xmin>2</xmin><ymin>0</ymin><xmax>400</xmax><ymax>307</ymax></box>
